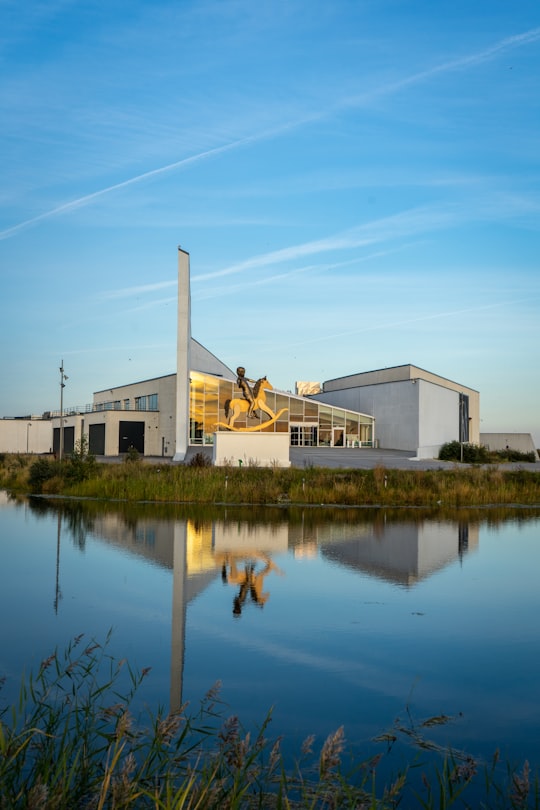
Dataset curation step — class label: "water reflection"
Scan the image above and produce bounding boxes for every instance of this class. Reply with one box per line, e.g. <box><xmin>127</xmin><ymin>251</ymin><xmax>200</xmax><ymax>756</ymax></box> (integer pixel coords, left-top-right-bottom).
<box><xmin>11</xmin><ymin>496</ymin><xmax>516</xmax><ymax>715</ymax></box>
<box><xmin>319</xmin><ymin>521</ymin><xmax>478</xmax><ymax>586</ymax></box>
<box><xmin>54</xmin><ymin>513</ymin><xmax>62</xmax><ymax>613</ymax></box>
<box><xmin>219</xmin><ymin>554</ymin><xmax>285</xmax><ymax>616</ymax></box>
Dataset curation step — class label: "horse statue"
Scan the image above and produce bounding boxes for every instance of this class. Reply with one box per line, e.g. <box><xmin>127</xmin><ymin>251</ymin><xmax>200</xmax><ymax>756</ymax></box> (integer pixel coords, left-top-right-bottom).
<box><xmin>219</xmin><ymin>377</ymin><xmax>288</xmax><ymax>431</ymax></box>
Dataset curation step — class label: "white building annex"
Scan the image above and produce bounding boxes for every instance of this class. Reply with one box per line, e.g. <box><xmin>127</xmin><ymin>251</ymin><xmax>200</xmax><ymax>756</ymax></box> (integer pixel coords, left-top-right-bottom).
<box><xmin>315</xmin><ymin>365</ymin><xmax>480</xmax><ymax>459</ymax></box>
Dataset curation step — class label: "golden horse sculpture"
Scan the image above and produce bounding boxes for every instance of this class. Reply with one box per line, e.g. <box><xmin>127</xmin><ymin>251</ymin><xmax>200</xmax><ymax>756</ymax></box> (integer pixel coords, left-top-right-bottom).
<box><xmin>217</xmin><ymin>377</ymin><xmax>288</xmax><ymax>432</ymax></box>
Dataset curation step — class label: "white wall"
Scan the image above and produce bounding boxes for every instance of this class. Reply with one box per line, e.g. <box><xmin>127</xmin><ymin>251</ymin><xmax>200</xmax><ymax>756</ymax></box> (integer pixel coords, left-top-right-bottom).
<box><xmin>93</xmin><ymin>375</ymin><xmax>176</xmax><ymax>456</ymax></box>
<box><xmin>417</xmin><ymin>382</ymin><xmax>459</xmax><ymax>458</ymax></box>
<box><xmin>315</xmin><ymin>380</ymin><xmax>419</xmax><ymax>452</ymax></box>
<box><xmin>0</xmin><ymin>419</ymin><xmax>53</xmax><ymax>454</ymax></box>
<box><xmin>213</xmin><ymin>432</ymin><xmax>290</xmax><ymax>467</ymax></box>
<box><xmin>480</xmin><ymin>432</ymin><xmax>538</xmax><ymax>458</ymax></box>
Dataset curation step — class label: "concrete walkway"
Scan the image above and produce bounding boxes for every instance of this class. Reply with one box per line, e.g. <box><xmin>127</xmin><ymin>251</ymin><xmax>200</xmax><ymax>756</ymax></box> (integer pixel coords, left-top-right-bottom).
<box><xmin>290</xmin><ymin>446</ymin><xmax>538</xmax><ymax>471</ymax></box>
<box><xmin>113</xmin><ymin>446</ymin><xmax>538</xmax><ymax>471</ymax></box>
<box><xmin>289</xmin><ymin>446</ymin><xmax>444</xmax><ymax>470</ymax></box>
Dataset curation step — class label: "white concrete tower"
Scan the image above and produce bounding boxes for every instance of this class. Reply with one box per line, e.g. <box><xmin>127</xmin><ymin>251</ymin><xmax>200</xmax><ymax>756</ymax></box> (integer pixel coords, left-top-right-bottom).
<box><xmin>173</xmin><ymin>247</ymin><xmax>191</xmax><ymax>461</ymax></box>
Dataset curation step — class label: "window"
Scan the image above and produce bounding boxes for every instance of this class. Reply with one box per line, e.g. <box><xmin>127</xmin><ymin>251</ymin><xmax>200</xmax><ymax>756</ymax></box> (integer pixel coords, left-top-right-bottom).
<box><xmin>135</xmin><ymin>396</ymin><xmax>147</xmax><ymax>411</ymax></box>
<box><xmin>459</xmin><ymin>394</ymin><xmax>470</xmax><ymax>443</ymax></box>
<box><xmin>148</xmin><ymin>393</ymin><xmax>158</xmax><ymax>410</ymax></box>
<box><xmin>124</xmin><ymin>399</ymin><xmax>130</xmax><ymax>410</ymax></box>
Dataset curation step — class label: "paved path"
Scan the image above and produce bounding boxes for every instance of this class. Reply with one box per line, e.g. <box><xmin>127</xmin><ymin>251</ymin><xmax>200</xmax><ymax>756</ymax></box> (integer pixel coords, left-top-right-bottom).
<box><xmin>99</xmin><ymin>446</ymin><xmax>538</xmax><ymax>471</ymax></box>
<box><xmin>290</xmin><ymin>447</ymin><xmax>449</xmax><ymax>470</ymax></box>
<box><xmin>289</xmin><ymin>446</ymin><xmax>538</xmax><ymax>471</ymax></box>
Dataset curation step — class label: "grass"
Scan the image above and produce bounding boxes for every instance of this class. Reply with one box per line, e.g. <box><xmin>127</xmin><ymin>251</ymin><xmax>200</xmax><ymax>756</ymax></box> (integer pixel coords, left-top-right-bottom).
<box><xmin>1</xmin><ymin>636</ymin><xmax>538</xmax><ymax>809</ymax></box>
<box><xmin>1</xmin><ymin>453</ymin><xmax>540</xmax><ymax>508</ymax></box>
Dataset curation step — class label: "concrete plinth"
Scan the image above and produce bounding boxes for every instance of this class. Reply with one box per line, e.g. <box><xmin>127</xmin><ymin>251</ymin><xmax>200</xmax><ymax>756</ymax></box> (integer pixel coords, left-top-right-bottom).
<box><xmin>213</xmin><ymin>432</ymin><xmax>291</xmax><ymax>468</ymax></box>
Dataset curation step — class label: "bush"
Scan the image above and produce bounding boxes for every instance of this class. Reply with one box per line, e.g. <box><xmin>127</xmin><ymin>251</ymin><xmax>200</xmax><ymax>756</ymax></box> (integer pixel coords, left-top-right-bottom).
<box><xmin>66</xmin><ymin>435</ymin><xmax>97</xmax><ymax>483</ymax></box>
<box><xmin>439</xmin><ymin>442</ymin><xmax>537</xmax><ymax>465</ymax></box>
<box><xmin>28</xmin><ymin>458</ymin><xmax>58</xmax><ymax>492</ymax></box>
<box><xmin>188</xmin><ymin>451</ymin><xmax>212</xmax><ymax>468</ymax></box>
<box><xmin>124</xmin><ymin>446</ymin><xmax>140</xmax><ymax>463</ymax></box>
<box><xmin>439</xmin><ymin>441</ymin><xmax>490</xmax><ymax>464</ymax></box>
<box><xmin>495</xmin><ymin>448</ymin><xmax>537</xmax><ymax>463</ymax></box>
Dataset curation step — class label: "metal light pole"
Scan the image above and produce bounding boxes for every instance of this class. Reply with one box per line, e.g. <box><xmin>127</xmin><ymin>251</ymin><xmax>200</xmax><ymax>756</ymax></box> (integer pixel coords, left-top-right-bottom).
<box><xmin>59</xmin><ymin>361</ymin><xmax>68</xmax><ymax>461</ymax></box>
<box><xmin>26</xmin><ymin>422</ymin><xmax>32</xmax><ymax>453</ymax></box>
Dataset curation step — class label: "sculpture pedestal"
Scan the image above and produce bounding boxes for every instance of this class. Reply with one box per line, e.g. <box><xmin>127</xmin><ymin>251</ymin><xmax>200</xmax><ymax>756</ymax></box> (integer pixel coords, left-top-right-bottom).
<box><xmin>213</xmin><ymin>432</ymin><xmax>290</xmax><ymax>468</ymax></box>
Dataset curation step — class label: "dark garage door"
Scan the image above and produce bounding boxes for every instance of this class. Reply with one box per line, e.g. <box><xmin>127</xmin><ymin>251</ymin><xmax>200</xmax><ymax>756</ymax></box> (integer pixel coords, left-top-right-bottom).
<box><xmin>119</xmin><ymin>421</ymin><xmax>145</xmax><ymax>454</ymax></box>
<box><xmin>89</xmin><ymin>423</ymin><xmax>105</xmax><ymax>456</ymax></box>
<box><xmin>53</xmin><ymin>426</ymin><xmax>74</xmax><ymax>456</ymax></box>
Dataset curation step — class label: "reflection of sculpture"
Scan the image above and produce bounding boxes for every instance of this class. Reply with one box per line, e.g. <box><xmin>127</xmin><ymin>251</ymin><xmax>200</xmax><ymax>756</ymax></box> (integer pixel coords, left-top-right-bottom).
<box><xmin>218</xmin><ymin>376</ymin><xmax>288</xmax><ymax>432</ymax></box>
<box><xmin>217</xmin><ymin>552</ymin><xmax>284</xmax><ymax>617</ymax></box>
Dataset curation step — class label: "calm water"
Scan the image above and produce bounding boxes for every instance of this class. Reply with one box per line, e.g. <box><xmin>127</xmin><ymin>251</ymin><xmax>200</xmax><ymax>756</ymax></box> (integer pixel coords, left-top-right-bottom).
<box><xmin>1</xmin><ymin>490</ymin><xmax>540</xmax><ymax>780</ymax></box>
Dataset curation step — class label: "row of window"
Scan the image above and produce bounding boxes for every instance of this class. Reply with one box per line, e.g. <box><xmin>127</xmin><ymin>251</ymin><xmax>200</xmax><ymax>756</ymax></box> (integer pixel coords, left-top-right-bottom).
<box><xmin>95</xmin><ymin>394</ymin><xmax>159</xmax><ymax>412</ymax></box>
<box><xmin>189</xmin><ymin>372</ymin><xmax>374</xmax><ymax>447</ymax></box>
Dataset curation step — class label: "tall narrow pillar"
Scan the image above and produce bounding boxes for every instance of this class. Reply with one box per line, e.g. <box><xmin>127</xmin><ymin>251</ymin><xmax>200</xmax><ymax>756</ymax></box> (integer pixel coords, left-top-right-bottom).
<box><xmin>173</xmin><ymin>247</ymin><xmax>191</xmax><ymax>462</ymax></box>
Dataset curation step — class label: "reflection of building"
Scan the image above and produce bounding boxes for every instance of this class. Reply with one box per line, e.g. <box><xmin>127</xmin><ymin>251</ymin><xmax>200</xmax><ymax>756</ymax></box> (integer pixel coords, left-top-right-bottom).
<box><xmin>319</xmin><ymin>521</ymin><xmax>479</xmax><ymax>586</ymax></box>
<box><xmin>75</xmin><ymin>510</ymin><xmax>480</xmax><ymax>712</ymax></box>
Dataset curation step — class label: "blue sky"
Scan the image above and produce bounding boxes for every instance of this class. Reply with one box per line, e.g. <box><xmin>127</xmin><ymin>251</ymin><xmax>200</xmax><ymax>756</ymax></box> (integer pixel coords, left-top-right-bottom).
<box><xmin>1</xmin><ymin>1</ymin><xmax>539</xmax><ymax>443</ymax></box>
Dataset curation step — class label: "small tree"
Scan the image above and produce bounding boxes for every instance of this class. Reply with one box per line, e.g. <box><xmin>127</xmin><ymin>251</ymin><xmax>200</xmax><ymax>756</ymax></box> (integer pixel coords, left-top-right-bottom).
<box><xmin>124</xmin><ymin>445</ymin><xmax>140</xmax><ymax>463</ymax></box>
<box><xmin>66</xmin><ymin>435</ymin><xmax>96</xmax><ymax>482</ymax></box>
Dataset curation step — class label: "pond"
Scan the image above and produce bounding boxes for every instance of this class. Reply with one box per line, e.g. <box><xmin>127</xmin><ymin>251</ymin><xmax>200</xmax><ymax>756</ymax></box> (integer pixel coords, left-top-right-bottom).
<box><xmin>1</xmin><ymin>490</ymin><xmax>540</xmax><ymax>787</ymax></box>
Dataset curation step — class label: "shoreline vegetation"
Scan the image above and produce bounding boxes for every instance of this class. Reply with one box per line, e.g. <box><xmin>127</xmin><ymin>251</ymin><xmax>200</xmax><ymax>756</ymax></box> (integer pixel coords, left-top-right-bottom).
<box><xmin>0</xmin><ymin>636</ymin><xmax>537</xmax><ymax>809</ymax></box>
<box><xmin>0</xmin><ymin>448</ymin><xmax>539</xmax><ymax>507</ymax></box>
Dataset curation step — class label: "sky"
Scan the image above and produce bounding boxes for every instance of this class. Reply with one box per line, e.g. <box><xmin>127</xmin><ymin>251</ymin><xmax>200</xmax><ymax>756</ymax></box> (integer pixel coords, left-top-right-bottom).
<box><xmin>1</xmin><ymin>0</ymin><xmax>539</xmax><ymax>444</ymax></box>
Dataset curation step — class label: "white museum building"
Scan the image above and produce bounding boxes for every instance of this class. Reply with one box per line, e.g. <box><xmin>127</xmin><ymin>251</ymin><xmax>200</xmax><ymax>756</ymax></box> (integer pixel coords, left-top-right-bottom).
<box><xmin>2</xmin><ymin>248</ymin><xmax>533</xmax><ymax>462</ymax></box>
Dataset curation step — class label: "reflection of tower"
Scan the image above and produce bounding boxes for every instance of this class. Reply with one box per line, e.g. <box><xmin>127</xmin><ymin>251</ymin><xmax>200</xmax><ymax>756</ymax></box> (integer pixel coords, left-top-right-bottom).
<box><xmin>170</xmin><ymin>521</ymin><xmax>187</xmax><ymax>712</ymax></box>
<box><xmin>54</xmin><ymin>512</ymin><xmax>62</xmax><ymax>613</ymax></box>
<box><xmin>173</xmin><ymin>248</ymin><xmax>191</xmax><ymax>462</ymax></box>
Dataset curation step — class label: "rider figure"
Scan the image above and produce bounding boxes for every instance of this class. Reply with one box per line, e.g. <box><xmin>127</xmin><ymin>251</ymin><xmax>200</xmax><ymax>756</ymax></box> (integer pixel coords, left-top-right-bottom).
<box><xmin>236</xmin><ymin>366</ymin><xmax>258</xmax><ymax>418</ymax></box>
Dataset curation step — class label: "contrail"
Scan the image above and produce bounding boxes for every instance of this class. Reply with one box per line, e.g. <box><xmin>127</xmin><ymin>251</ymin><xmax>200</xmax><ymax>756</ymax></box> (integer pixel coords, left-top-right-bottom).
<box><xmin>283</xmin><ymin>298</ymin><xmax>538</xmax><ymax>349</ymax></box>
<box><xmin>2</xmin><ymin>26</ymin><xmax>538</xmax><ymax>242</ymax></box>
<box><xmin>0</xmin><ymin>131</ymin><xmax>276</xmax><ymax>241</ymax></box>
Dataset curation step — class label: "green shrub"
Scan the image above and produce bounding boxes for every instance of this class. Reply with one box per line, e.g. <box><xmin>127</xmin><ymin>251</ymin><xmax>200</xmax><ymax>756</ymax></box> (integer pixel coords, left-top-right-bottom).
<box><xmin>438</xmin><ymin>441</ymin><xmax>490</xmax><ymax>463</ymax></box>
<box><xmin>188</xmin><ymin>451</ymin><xmax>212</xmax><ymax>468</ymax></box>
<box><xmin>496</xmin><ymin>448</ymin><xmax>537</xmax><ymax>463</ymax></box>
<box><xmin>66</xmin><ymin>435</ymin><xmax>97</xmax><ymax>483</ymax></box>
<box><xmin>124</xmin><ymin>446</ymin><xmax>140</xmax><ymax>463</ymax></box>
<box><xmin>28</xmin><ymin>458</ymin><xmax>58</xmax><ymax>493</ymax></box>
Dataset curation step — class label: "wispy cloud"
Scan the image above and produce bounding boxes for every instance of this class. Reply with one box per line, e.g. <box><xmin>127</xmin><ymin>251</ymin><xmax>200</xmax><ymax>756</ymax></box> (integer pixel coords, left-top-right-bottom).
<box><xmin>341</xmin><ymin>26</ymin><xmax>540</xmax><ymax>106</ymax></box>
<box><xmin>193</xmin><ymin>206</ymin><xmax>459</xmax><ymax>282</ymax></box>
<box><xmin>193</xmin><ymin>243</ymin><xmax>420</xmax><ymax>301</ymax></box>
<box><xmin>194</xmin><ymin>187</ymin><xmax>540</xmax><ymax>285</ymax></box>
<box><xmin>0</xmin><ymin>129</ymin><xmax>288</xmax><ymax>241</ymax></box>
<box><xmin>1</xmin><ymin>25</ymin><xmax>538</xmax><ymax>242</ymax></box>
<box><xmin>284</xmin><ymin>297</ymin><xmax>540</xmax><ymax>349</ymax></box>
<box><xmin>100</xmin><ymin>280</ymin><xmax>176</xmax><ymax>300</ymax></box>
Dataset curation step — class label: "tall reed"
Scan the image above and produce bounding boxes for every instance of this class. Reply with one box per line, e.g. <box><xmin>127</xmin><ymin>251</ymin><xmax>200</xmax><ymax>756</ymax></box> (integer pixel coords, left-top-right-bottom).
<box><xmin>1</xmin><ymin>454</ymin><xmax>539</xmax><ymax>507</ymax></box>
<box><xmin>1</xmin><ymin>636</ymin><xmax>538</xmax><ymax>808</ymax></box>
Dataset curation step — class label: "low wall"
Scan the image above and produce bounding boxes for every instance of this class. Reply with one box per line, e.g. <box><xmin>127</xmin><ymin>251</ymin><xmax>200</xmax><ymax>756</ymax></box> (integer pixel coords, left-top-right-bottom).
<box><xmin>480</xmin><ymin>433</ymin><xmax>538</xmax><ymax>458</ymax></box>
<box><xmin>212</xmin><ymin>432</ymin><xmax>291</xmax><ymax>467</ymax></box>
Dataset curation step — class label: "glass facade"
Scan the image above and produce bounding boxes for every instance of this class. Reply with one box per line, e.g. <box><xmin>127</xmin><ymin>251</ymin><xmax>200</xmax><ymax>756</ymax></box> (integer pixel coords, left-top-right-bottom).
<box><xmin>189</xmin><ymin>371</ymin><xmax>374</xmax><ymax>448</ymax></box>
